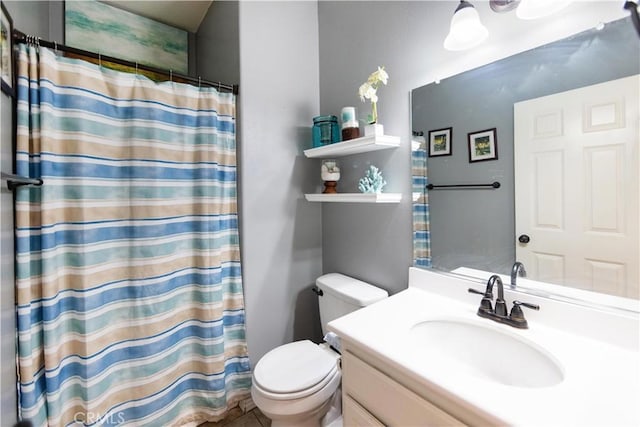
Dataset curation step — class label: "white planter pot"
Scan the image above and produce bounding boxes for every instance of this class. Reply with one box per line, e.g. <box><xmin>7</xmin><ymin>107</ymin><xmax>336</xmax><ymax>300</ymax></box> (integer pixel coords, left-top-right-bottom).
<box><xmin>364</xmin><ymin>123</ymin><xmax>384</xmax><ymax>137</ymax></box>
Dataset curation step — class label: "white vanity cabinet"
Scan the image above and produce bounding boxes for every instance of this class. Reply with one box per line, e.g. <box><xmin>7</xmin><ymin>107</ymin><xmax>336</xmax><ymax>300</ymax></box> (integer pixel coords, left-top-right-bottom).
<box><xmin>341</xmin><ymin>347</ymin><xmax>466</xmax><ymax>427</ymax></box>
<box><xmin>329</xmin><ymin>268</ymin><xmax>640</xmax><ymax>427</ymax></box>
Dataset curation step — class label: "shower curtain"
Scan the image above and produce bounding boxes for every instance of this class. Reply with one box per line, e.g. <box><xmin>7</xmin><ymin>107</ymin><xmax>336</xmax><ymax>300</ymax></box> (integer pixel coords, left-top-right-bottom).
<box><xmin>412</xmin><ymin>134</ymin><xmax>431</xmax><ymax>268</ymax></box>
<box><xmin>15</xmin><ymin>44</ymin><xmax>251</xmax><ymax>426</ymax></box>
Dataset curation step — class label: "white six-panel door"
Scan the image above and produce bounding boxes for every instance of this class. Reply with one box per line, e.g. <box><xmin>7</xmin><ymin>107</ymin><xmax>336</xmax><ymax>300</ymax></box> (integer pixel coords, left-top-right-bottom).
<box><xmin>514</xmin><ymin>75</ymin><xmax>639</xmax><ymax>299</ymax></box>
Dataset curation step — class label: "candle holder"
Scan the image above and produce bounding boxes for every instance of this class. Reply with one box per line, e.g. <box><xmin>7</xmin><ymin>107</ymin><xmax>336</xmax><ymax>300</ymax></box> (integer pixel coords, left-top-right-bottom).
<box><xmin>321</xmin><ymin>160</ymin><xmax>341</xmax><ymax>194</ymax></box>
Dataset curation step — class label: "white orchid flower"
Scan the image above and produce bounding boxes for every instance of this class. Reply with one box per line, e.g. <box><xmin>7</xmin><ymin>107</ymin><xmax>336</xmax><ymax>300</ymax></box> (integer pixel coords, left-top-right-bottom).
<box><xmin>359</xmin><ymin>83</ymin><xmax>378</xmax><ymax>101</ymax></box>
<box><xmin>376</xmin><ymin>66</ymin><xmax>389</xmax><ymax>85</ymax></box>
<box><xmin>369</xmin><ymin>67</ymin><xmax>389</xmax><ymax>86</ymax></box>
<box><xmin>358</xmin><ymin>66</ymin><xmax>389</xmax><ymax>124</ymax></box>
<box><xmin>358</xmin><ymin>83</ymin><xmax>370</xmax><ymax>102</ymax></box>
<box><xmin>363</xmin><ymin>85</ymin><xmax>377</xmax><ymax>100</ymax></box>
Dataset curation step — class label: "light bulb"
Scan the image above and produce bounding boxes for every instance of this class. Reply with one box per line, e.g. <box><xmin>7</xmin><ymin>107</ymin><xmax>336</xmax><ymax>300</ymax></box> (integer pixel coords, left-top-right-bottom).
<box><xmin>444</xmin><ymin>1</ymin><xmax>489</xmax><ymax>51</ymax></box>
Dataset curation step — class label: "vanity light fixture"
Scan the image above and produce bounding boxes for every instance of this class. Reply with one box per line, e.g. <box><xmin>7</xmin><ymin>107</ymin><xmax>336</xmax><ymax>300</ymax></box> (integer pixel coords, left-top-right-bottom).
<box><xmin>444</xmin><ymin>0</ymin><xmax>489</xmax><ymax>51</ymax></box>
<box><xmin>445</xmin><ymin>0</ymin><xmax>576</xmax><ymax>51</ymax></box>
<box><xmin>516</xmin><ymin>0</ymin><xmax>572</xmax><ymax>20</ymax></box>
<box><xmin>489</xmin><ymin>0</ymin><xmax>521</xmax><ymax>13</ymax></box>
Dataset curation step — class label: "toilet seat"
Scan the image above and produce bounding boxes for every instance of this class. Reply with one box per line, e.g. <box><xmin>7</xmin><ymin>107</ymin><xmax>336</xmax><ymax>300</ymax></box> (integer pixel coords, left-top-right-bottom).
<box><xmin>253</xmin><ymin>340</ymin><xmax>340</xmax><ymax>401</ymax></box>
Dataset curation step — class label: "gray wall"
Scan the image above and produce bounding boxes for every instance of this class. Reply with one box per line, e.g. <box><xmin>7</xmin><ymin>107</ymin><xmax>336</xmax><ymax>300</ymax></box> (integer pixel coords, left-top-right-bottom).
<box><xmin>196</xmin><ymin>1</ymin><xmax>239</xmax><ymax>86</ymax></box>
<box><xmin>5</xmin><ymin>0</ymin><xmax>63</xmax><ymax>41</ymax></box>
<box><xmin>413</xmin><ymin>18</ymin><xmax>640</xmax><ymax>275</ymax></box>
<box><xmin>317</xmin><ymin>2</ymin><xmax>431</xmax><ymax>295</ymax></box>
<box><xmin>237</xmin><ymin>1</ymin><xmax>323</xmax><ymax>365</ymax></box>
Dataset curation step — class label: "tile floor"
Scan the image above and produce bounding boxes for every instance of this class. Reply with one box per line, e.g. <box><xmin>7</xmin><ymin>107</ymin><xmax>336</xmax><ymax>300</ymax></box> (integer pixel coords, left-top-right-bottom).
<box><xmin>199</xmin><ymin>407</ymin><xmax>271</xmax><ymax>427</ymax></box>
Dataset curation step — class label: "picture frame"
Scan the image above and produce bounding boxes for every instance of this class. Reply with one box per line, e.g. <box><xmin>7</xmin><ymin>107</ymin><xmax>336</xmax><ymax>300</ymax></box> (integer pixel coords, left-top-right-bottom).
<box><xmin>65</xmin><ymin>1</ymin><xmax>188</xmax><ymax>75</ymax></box>
<box><xmin>468</xmin><ymin>128</ymin><xmax>498</xmax><ymax>162</ymax></box>
<box><xmin>428</xmin><ymin>127</ymin><xmax>452</xmax><ymax>157</ymax></box>
<box><xmin>1</xmin><ymin>0</ymin><xmax>14</xmax><ymax>97</ymax></box>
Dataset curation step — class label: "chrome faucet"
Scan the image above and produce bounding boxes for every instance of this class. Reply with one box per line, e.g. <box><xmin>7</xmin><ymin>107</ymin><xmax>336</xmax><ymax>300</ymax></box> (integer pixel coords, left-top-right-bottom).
<box><xmin>510</xmin><ymin>261</ymin><xmax>527</xmax><ymax>289</ymax></box>
<box><xmin>468</xmin><ymin>274</ymin><xmax>539</xmax><ymax>329</ymax></box>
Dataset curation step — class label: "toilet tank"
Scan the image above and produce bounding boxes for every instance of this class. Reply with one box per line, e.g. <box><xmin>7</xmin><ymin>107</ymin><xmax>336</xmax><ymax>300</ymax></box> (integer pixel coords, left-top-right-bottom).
<box><xmin>316</xmin><ymin>273</ymin><xmax>388</xmax><ymax>335</ymax></box>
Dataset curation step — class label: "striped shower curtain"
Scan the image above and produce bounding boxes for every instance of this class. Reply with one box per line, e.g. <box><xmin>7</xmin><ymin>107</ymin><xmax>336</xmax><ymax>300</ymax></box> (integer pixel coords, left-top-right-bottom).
<box><xmin>412</xmin><ymin>133</ymin><xmax>431</xmax><ymax>268</ymax></box>
<box><xmin>15</xmin><ymin>45</ymin><xmax>251</xmax><ymax>426</ymax></box>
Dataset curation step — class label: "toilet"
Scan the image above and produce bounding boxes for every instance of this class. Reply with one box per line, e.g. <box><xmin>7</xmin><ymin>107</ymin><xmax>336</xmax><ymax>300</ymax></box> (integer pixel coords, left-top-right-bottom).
<box><xmin>251</xmin><ymin>273</ymin><xmax>388</xmax><ymax>427</ymax></box>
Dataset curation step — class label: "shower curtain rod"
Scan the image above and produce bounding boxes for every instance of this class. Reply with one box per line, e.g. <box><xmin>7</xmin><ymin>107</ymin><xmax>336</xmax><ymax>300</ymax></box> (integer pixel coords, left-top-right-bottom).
<box><xmin>12</xmin><ymin>29</ymin><xmax>238</xmax><ymax>95</ymax></box>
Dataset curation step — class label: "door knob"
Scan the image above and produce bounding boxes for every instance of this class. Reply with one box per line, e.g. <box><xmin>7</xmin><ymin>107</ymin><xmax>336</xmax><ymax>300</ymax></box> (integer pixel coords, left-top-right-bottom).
<box><xmin>518</xmin><ymin>234</ymin><xmax>530</xmax><ymax>244</ymax></box>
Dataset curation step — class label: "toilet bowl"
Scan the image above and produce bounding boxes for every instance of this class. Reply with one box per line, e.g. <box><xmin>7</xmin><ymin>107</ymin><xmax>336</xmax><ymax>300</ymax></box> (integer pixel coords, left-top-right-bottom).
<box><xmin>251</xmin><ymin>273</ymin><xmax>388</xmax><ymax>427</ymax></box>
<box><xmin>251</xmin><ymin>341</ymin><xmax>341</xmax><ymax>427</ymax></box>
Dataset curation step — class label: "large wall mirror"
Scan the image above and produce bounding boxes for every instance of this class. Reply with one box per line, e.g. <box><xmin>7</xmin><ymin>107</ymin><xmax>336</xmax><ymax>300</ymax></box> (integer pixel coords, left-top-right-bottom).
<box><xmin>411</xmin><ymin>17</ymin><xmax>639</xmax><ymax>311</ymax></box>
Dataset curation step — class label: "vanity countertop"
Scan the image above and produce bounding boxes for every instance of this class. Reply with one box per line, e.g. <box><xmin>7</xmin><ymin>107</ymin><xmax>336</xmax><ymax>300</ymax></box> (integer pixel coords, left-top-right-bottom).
<box><xmin>328</xmin><ymin>268</ymin><xmax>640</xmax><ymax>427</ymax></box>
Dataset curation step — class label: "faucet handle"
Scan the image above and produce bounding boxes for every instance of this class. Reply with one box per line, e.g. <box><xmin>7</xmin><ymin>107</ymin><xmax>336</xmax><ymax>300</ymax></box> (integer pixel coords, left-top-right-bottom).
<box><xmin>468</xmin><ymin>284</ymin><xmax>493</xmax><ymax>299</ymax></box>
<box><xmin>509</xmin><ymin>300</ymin><xmax>540</xmax><ymax>328</ymax></box>
<box><xmin>513</xmin><ymin>301</ymin><xmax>539</xmax><ymax>311</ymax></box>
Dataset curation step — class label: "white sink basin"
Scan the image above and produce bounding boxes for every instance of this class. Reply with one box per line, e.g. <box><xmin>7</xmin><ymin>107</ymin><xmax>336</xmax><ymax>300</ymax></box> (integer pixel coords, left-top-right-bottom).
<box><xmin>410</xmin><ymin>318</ymin><xmax>564</xmax><ymax>388</ymax></box>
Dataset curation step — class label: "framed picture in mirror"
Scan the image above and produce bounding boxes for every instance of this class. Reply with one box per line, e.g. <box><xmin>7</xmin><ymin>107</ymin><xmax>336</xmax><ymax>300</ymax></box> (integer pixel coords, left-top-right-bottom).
<box><xmin>428</xmin><ymin>127</ymin><xmax>452</xmax><ymax>157</ymax></box>
<box><xmin>468</xmin><ymin>128</ymin><xmax>498</xmax><ymax>162</ymax></box>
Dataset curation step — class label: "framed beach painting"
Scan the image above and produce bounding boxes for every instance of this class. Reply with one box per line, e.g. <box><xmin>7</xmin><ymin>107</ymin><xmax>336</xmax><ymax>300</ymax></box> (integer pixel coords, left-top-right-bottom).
<box><xmin>1</xmin><ymin>1</ymin><xmax>14</xmax><ymax>96</ymax></box>
<box><xmin>428</xmin><ymin>127</ymin><xmax>452</xmax><ymax>157</ymax></box>
<box><xmin>468</xmin><ymin>128</ymin><xmax>498</xmax><ymax>163</ymax></box>
<box><xmin>65</xmin><ymin>0</ymin><xmax>188</xmax><ymax>74</ymax></box>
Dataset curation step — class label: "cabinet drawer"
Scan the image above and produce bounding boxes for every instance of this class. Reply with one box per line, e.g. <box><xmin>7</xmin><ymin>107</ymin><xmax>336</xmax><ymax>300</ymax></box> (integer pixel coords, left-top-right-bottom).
<box><xmin>344</xmin><ymin>395</ymin><xmax>385</xmax><ymax>427</ymax></box>
<box><xmin>343</xmin><ymin>351</ymin><xmax>465</xmax><ymax>427</ymax></box>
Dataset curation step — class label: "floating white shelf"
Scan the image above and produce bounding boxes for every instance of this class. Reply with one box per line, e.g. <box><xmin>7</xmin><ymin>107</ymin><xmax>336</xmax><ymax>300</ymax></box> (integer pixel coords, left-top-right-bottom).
<box><xmin>305</xmin><ymin>193</ymin><xmax>402</xmax><ymax>203</ymax></box>
<box><xmin>304</xmin><ymin>134</ymin><xmax>400</xmax><ymax>158</ymax></box>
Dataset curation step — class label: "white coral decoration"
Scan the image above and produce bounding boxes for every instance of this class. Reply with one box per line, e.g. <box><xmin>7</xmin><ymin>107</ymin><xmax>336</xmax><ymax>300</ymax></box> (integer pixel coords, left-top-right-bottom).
<box><xmin>358</xmin><ymin>66</ymin><xmax>389</xmax><ymax>124</ymax></box>
<box><xmin>358</xmin><ymin>165</ymin><xmax>387</xmax><ymax>194</ymax></box>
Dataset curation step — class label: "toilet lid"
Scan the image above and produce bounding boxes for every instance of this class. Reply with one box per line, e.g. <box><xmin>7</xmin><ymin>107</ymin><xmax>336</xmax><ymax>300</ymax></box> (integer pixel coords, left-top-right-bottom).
<box><xmin>253</xmin><ymin>340</ymin><xmax>338</xmax><ymax>394</ymax></box>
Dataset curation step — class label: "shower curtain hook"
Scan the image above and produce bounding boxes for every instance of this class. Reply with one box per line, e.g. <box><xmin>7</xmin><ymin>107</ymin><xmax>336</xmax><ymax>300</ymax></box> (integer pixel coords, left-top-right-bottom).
<box><xmin>135</xmin><ymin>62</ymin><xmax>138</xmax><ymax>75</ymax></box>
<box><xmin>170</xmin><ymin>70</ymin><xmax>173</xmax><ymax>82</ymax></box>
<box><xmin>54</xmin><ymin>41</ymin><xmax>58</xmax><ymax>52</ymax></box>
<box><xmin>217</xmin><ymin>82</ymin><xmax>221</xmax><ymax>91</ymax></box>
<box><xmin>98</xmin><ymin>53</ymin><xmax>102</xmax><ymax>67</ymax></box>
<box><xmin>198</xmin><ymin>77</ymin><xmax>201</xmax><ymax>88</ymax></box>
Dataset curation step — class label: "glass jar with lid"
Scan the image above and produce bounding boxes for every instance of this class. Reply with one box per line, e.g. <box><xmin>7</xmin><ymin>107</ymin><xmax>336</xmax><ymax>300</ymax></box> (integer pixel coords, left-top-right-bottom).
<box><xmin>312</xmin><ymin>115</ymin><xmax>340</xmax><ymax>148</ymax></box>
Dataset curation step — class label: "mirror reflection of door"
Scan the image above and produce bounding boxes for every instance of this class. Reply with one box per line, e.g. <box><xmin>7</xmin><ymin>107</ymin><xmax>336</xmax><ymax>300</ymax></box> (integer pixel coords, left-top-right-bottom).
<box><xmin>514</xmin><ymin>75</ymin><xmax>639</xmax><ymax>299</ymax></box>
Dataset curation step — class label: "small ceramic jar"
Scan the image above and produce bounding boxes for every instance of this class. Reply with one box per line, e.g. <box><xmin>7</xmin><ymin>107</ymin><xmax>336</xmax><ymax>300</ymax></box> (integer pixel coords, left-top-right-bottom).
<box><xmin>341</xmin><ymin>107</ymin><xmax>360</xmax><ymax>141</ymax></box>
